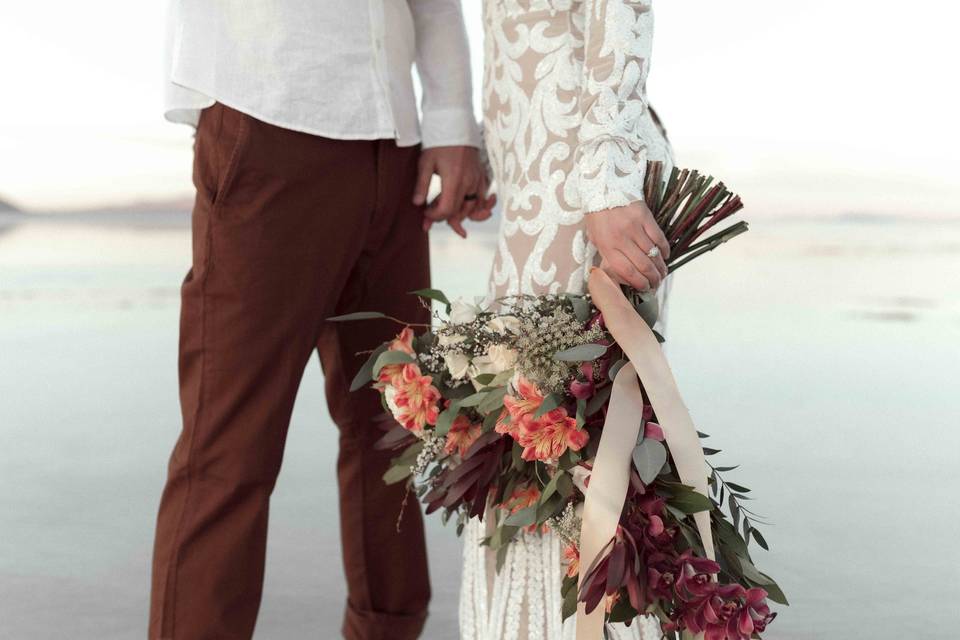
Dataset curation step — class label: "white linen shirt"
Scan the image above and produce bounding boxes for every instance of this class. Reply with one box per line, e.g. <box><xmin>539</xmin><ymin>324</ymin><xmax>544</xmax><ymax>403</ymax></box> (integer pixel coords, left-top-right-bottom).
<box><xmin>164</xmin><ymin>0</ymin><xmax>480</xmax><ymax>148</ymax></box>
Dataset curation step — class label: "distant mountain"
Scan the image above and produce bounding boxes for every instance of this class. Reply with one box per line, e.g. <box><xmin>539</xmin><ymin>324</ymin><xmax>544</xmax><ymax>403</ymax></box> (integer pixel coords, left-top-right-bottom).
<box><xmin>74</xmin><ymin>196</ymin><xmax>194</xmax><ymax>215</ymax></box>
<box><xmin>0</xmin><ymin>197</ymin><xmax>22</xmax><ymax>213</ymax></box>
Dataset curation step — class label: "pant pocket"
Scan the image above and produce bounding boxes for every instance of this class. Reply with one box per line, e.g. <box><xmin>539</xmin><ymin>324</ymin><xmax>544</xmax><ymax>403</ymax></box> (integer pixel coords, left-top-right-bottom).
<box><xmin>210</xmin><ymin>104</ymin><xmax>251</xmax><ymax>213</ymax></box>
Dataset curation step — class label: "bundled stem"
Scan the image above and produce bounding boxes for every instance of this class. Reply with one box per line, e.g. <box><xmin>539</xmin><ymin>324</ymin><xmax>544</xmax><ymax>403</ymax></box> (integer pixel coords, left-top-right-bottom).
<box><xmin>642</xmin><ymin>161</ymin><xmax>747</xmax><ymax>273</ymax></box>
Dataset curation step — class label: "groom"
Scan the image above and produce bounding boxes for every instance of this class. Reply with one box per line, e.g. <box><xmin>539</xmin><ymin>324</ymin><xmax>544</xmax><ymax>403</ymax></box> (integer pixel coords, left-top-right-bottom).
<box><xmin>149</xmin><ymin>4</ymin><xmax>490</xmax><ymax>639</ymax></box>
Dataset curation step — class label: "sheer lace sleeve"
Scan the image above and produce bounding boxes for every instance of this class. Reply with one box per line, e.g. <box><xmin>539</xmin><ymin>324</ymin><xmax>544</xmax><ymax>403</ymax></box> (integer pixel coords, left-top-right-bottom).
<box><xmin>576</xmin><ymin>0</ymin><xmax>655</xmax><ymax>214</ymax></box>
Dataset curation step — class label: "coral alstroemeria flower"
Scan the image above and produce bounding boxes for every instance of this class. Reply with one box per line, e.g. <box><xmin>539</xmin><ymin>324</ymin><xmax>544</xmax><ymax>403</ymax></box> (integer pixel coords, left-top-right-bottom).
<box><xmin>378</xmin><ymin>327</ymin><xmax>417</xmax><ymax>384</ymax></box>
<box><xmin>493</xmin><ymin>408</ymin><xmax>517</xmax><ymax>439</ymax></box>
<box><xmin>391</xmin><ymin>363</ymin><xmax>441</xmax><ymax>433</ymax></box>
<box><xmin>444</xmin><ymin>414</ymin><xmax>482</xmax><ymax>458</ymax></box>
<box><xmin>501</xmin><ymin>377</ymin><xmax>545</xmax><ymax>428</ymax></box>
<box><xmin>562</xmin><ymin>543</ymin><xmax>580</xmax><ymax>578</ymax></box>
<box><xmin>390</xmin><ymin>327</ymin><xmax>416</xmax><ymax>355</ymax></box>
<box><xmin>499</xmin><ymin>483</ymin><xmax>543</xmax><ymax>533</ymax></box>
<box><xmin>497</xmin><ymin>377</ymin><xmax>545</xmax><ymax>438</ymax></box>
<box><xmin>500</xmin><ymin>483</ymin><xmax>540</xmax><ymax>514</ymax></box>
<box><xmin>517</xmin><ymin>408</ymin><xmax>589</xmax><ymax>462</ymax></box>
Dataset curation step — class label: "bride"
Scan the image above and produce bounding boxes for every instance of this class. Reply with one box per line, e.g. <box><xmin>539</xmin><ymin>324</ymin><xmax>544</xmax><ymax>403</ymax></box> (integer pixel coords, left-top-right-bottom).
<box><xmin>460</xmin><ymin>1</ymin><xmax>673</xmax><ymax>638</ymax></box>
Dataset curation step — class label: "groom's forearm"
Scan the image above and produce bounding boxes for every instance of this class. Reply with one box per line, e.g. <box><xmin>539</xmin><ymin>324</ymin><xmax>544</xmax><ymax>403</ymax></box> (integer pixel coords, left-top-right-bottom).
<box><xmin>410</xmin><ymin>0</ymin><xmax>481</xmax><ymax>149</ymax></box>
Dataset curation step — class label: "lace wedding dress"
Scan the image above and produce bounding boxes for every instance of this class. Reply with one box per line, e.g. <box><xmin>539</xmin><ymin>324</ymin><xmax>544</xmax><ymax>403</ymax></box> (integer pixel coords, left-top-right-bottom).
<box><xmin>460</xmin><ymin>1</ymin><xmax>673</xmax><ymax>638</ymax></box>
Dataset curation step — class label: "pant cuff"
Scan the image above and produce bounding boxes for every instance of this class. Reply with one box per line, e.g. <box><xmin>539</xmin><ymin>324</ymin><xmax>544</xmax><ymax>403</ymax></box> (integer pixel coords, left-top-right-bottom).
<box><xmin>342</xmin><ymin>600</ymin><xmax>427</xmax><ymax>640</ymax></box>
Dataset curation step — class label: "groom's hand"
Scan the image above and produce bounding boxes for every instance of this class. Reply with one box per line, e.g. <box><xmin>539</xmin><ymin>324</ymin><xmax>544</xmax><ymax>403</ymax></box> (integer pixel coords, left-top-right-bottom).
<box><xmin>414</xmin><ymin>146</ymin><xmax>495</xmax><ymax>238</ymax></box>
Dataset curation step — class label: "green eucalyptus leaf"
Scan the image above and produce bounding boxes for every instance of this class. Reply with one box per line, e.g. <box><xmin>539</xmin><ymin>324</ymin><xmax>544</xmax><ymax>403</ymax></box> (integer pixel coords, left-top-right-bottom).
<box><xmin>478</xmin><ymin>386</ymin><xmax>509</xmax><ymax>414</ymax></box>
<box><xmin>434</xmin><ymin>402</ymin><xmax>461</xmax><ymax>437</ymax></box>
<box><xmin>585</xmin><ymin>384</ymin><xmax>613</xmax><ymax>416</ymax></box>
<box><xmin>382</xmin><ymin>464</ymin><xmax>413</xmax><ymax>485</ymax></box>
<box><xmin>729</xmin><ymin>494</ymin><xmax>741</xmax><ymax>530</ymax></box>
<box><xmin>668</xmin><ymin>489</ymin><xmax>713</xmax><ymax>514</ymax></box>
<box><xmin>751</xmin><ymin>528</ymin><xmax>769</xmax><ymax>550</ymax></box>
<box><xmin>665</xmin><ymin>504</ymin><xmax>688</xmax><ymax>523</ymax></box>
<box><xmin>760</xmin><ymin>578</ymin><xmax>789</xmax><ymax>605</ymax></box>
<box><xmin>504</xmin><ymin>505</ymin><xmax>538</xmax><ymax>527</ymax></box>
<box><xmin>634</xmin><ymin>293</ymin><xmax>660</xmax><ymax>327</ymax></box>
<box><xmin>372</xmin><ymin>350</ymin><xmax>415</xmax><ymax>377</ymax></box>
<box><xmin>570</xmin><ymin>296</ymin><xmax>592</xmax><ymax>322</ymax></box>
<box><xmin>511</xmin><ymin>442</ymin><xmax>525</xmax><ymax>470</ymax></box>
<box><xmin>350</xmin><ymin>344</ymin><xmax>387</xmax><ymax>391</ymax></box>
<box><xmin>496</xmin><ymin>543</ymin><xmax>510</xmax><ymax>573</ymax></box>
<box><xmin>554</xmin><ymin>343</ymin><xmax>608</xmax><ymax>362</ymax></box>
<box><xmin>736</xmin><ymin>554</ymin><xmax>774</xmax><ymax>586</ymax></box>
<box><xmin>459</xmin><ymin>392</ymin><xmax>488</xmax><ymax>408</ymax></box>
<box><xmin>472</xmin><ymin>373</ymin><xmax>496</xmax><ymax>386</ymax></box>
<box><xmin>534</xmin><ymin>393</ymin><xmax>564</xmax><ymax>419</ymax></box>
<box><xmin>556</xmin><ymin>472</ymin><xmax>574</xmax><ymax>498</ymax></box>
<box><xmin>607</xmin><ymin>597</ymin><xmax>639</xmax><ymax>624</ymax></box>
<box><xmin>535</xmin><ymin>493</ymin><xmax>564</xmax><ymax>523</ymax></box>
<box><xmin>327</xmin><ymin>311</ymin><xmax>387</xmax><ymax>322</ymax></box>
<box><xmin>482</xmin><ymin>410</ymin><xmax>500</xmax><ymax>433</ymax></box>
<box><xmin>409</xmin><ymin>288</ymin><xmax>451</xmax><ymax>310</ymax></box>
<box><xmin>561</xmin><ymin>580</ymin><xmax>578</xmax><ymax>621</ymax></box>
<box><xmin>608</xmin><ymin>358</ymin><xmax>628</xmax><ymax>381</ymax></box>
<box><xmin>633</xmin><ymin>438</ymin><xmax>667</xmax><ymax>485</ymax></box>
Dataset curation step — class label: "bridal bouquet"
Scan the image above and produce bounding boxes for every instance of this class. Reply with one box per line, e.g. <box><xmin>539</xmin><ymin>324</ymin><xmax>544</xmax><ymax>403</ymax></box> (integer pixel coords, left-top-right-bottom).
<box><xmin>332</xmin><ymin>163</ymin><xmax>785</xmax><ymax>639</ymax></box>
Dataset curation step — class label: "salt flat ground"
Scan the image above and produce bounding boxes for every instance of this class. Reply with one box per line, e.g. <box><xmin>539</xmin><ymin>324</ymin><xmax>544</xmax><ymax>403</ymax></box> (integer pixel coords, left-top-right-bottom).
<box><xmin>1</xmin><ymin>214</ymin><xmax>958</xmax><ymax>639</ymax></box>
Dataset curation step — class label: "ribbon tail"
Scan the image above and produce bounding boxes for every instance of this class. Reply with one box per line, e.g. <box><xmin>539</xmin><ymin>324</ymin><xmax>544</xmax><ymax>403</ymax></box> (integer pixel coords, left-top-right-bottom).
<box><xmin>588</xmin><ymin>268</ymin><xmax>715</xmax><ymax>563</ymax></box>
<box><xmin>575</xmin><ymin>362</ymin><xmax>645</xmax><ymax>640</ymax></box>
<box><xmin>574</xmin><ymin>269</ymin><xmax>716</xmax><ymax>640</ymax></box>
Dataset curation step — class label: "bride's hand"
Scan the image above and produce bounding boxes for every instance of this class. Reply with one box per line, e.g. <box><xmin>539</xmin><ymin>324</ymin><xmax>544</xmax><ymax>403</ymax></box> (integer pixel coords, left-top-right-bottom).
<box><xmin>585</xmin><ymin>201</ymin><xmax>670</xmax><ymax>291</ymax></box>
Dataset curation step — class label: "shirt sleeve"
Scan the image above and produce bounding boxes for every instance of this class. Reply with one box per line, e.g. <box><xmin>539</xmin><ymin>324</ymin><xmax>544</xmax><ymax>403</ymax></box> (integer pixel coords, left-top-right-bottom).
<box><xmin>409</xmin><ymin>0</ymin><xmax>482</xmax><ymax>149</ymax></box>
<box><xmin>577</xmin><ymin>0</ymin><xmax>655</xmax><ymax>214</ymax></box>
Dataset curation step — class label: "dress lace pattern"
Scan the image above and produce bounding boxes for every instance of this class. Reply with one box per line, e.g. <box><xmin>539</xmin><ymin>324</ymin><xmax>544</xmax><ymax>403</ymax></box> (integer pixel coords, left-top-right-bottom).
<box><xmin>483</xmin><ymin>0</ymin><xmax>673</xmax><ymax>302</ymax></box>
<box><xmin>463</xmin><ymin>1</ymin><xmax>673</xmax><ymax>638</ymax></box>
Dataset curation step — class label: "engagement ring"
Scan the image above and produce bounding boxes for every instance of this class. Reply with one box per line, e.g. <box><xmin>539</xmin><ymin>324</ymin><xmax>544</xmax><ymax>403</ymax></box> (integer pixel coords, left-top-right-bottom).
<box><xmin>646</xmin><ymin>246</ymin><xmax>661</xmax><ymax>259</ymax></box>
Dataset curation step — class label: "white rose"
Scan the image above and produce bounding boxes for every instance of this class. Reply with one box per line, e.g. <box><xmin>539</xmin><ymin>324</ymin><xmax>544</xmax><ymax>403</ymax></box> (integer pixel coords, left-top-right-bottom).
<box><xmin>444</xmin><ymin>352</ymin><xmax>471</xmax><ymax>380</ymax></box>
<box><xmin>487</xmin><ymin>315</ymin><xmax>521</xmax><ymax>335</ymax></box>
<box><xmin>384</xmin><ymin>385</ymin><xmax>400</xmax><ymax>416</ymax></box>
<box><xmin>571</xmin><ymin>465</ymin><xmax>590</xmax><ymax>498</ymax></box>
<box><xmin>438</xmin><ymin>332</ymin><xmax>466</xmax><ymax>347</ymax></box>
<box><xmin>468</xmin><ymin>356</ymin><xmax>500</xmax><ymax>391</ymax></box>
<box><xmin>450</xmin><ymin>298</ymin><xmax>480</xmax><ymax>324</ymax></box>
<box><xmin>486</xmin><ymin>344</ymin><xmax>518</xmax><ymax>373</ymax></box>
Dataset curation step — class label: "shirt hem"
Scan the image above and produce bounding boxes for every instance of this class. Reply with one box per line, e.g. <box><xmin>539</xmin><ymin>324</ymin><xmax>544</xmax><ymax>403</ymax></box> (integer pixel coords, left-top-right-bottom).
<box><xmin>164</xmin><ymin>82</ymin><xmax>423</xmax><ymax>147</ymax></box>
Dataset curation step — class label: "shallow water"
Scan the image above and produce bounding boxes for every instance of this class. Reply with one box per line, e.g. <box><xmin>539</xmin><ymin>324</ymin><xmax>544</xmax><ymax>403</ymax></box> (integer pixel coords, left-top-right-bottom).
<box><xmin>1</xmin><ymin>213</ymin><xmax>958</xmax><ymax>639</ymax></box>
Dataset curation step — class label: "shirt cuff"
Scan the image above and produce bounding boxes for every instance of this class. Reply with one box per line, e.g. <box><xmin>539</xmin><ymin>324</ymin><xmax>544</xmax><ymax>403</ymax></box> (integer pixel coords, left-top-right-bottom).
<box><xmin>420</xmin><ymin>108</ymin><xmax>482</xmax><ymax>149</ymax></box>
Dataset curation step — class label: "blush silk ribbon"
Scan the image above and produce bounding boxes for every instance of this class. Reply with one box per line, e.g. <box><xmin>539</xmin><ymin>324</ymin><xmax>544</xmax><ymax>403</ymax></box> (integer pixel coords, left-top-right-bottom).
<box><xmin>576</xmin><ymin>268</ymin><xmax>716</xmax><ymax>640</ymax></box>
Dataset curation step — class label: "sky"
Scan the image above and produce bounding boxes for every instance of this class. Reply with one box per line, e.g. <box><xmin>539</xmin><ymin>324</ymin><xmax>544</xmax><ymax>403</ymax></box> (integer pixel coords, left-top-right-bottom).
<box><xmin>0</xmin><ymin>0</ymin><xmax>957</xmax><ymax>216</ymax></box>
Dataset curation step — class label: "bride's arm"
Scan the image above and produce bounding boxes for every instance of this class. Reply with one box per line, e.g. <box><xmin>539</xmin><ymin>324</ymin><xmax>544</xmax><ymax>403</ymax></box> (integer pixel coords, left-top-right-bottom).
<box><xmin>578</xmin><ymin>0</ymin><xmax>669</xmax><ymax>290</ymax></box>
<box><xmin>578</xmin><ymin>0</ymin><xmax>654</xmax><ymax>213</ymax></box>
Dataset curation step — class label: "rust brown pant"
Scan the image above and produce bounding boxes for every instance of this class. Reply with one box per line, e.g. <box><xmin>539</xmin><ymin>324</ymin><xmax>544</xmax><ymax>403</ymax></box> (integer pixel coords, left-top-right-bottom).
<box><xmin>149</xmin><ymin>103</ymin><xmax>431</xmax><ymax>640</ymax></box>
